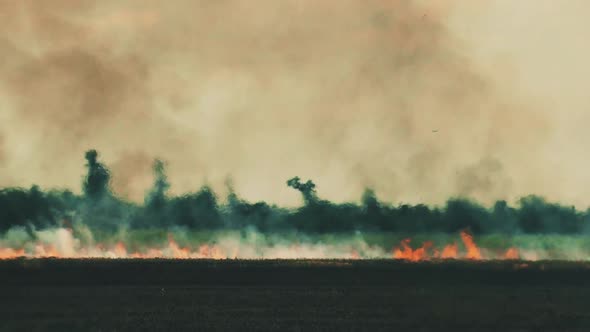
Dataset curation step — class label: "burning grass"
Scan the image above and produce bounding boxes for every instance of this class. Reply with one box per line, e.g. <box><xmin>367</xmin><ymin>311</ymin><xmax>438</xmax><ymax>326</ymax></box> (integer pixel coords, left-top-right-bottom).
<box><xmin>3</xmin><ymin>227</ymin><xmax>590</xmax><ymax>262</ymax></box>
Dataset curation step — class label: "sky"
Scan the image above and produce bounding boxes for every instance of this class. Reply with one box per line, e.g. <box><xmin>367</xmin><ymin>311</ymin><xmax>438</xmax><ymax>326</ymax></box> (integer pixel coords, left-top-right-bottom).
<box><xmin>0</xmin><ymin>1</ymin><xmax>588</xmax><ymax>207</ymax></box>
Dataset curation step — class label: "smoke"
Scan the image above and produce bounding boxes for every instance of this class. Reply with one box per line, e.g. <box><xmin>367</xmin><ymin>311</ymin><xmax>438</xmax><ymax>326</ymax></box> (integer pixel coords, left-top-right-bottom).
<box><xmin>0</xmin><ymin>1</ymin><xmax>576</xmax><ymax>207</ymax></box>
<box><xmin>455</xmin><ymin>157</ymin><xmax>511</xmax><ymax>200</ymax></box>
<box><xmin>109</xmin><ymin>150</ymin><xmax>153</xmax><ymax>202</ymax></box>
<box><xmin>0</xmin><ymin>133</ymin><xmax>5</xmax><ymax>166</ymax></box>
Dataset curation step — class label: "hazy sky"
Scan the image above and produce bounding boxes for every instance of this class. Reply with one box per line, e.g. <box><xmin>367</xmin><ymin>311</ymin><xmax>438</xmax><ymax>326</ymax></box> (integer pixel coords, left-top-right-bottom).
<box><xmin>0</xmin><ymin>1</ymin><xmax>588</xmax><ymax>207</ymax></box>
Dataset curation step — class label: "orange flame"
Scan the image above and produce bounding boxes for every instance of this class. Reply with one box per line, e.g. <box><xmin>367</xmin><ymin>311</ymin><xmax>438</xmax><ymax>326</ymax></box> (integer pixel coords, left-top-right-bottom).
<box><xmin>459</xmin><ymin>231</ymin><xmax>481</xmax><ymax>260</ymax></box>
<box><xmin>114</xmin><ymin>242</ymin><xmax>127</xmax><ymax>257</ymax></box>
<box><xmin>34</xmin><ymin>244</ymin><xmax>61</xmax><ymax>258</ymax></box>
<box><xmin>440</xmin><ymin>243</ymin><xmax>458</xmax><ymax>259</ymax></box>
<box><xmin>393</xmin><ymin>239</ymin><xmax>433</xmax><ymax>261</ymax></box>
<box><xmin>504</xmin><ymin>247</ymin><xmax>519</xmax><ymax>260</ymax></box>
<box><xmin>0</xmin><ymin>230</ymin><xmax>526</xmax><ymax>261</ymax></box>
<box><xmin>192</xmin><ymin>243</ymin><xmax>225</xmax><ymax>259</ymax></box>
<box><xmin>168</xmin><ymin>235</ymin><xmax>191</xmax><ymax>258</ymax></box>
<box><xmin>392</xmin><ymin>231</ymin><xmax>486</xmax><ymax>261</ymax></box>
<box><xmin>0</xmin><ymin>248</ymin><xmax>25</xmax><ymax>259</ymax></box>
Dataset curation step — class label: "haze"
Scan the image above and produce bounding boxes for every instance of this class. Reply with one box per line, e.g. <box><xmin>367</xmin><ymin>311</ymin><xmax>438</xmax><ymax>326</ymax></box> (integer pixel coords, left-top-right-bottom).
<box><xmin>0</xmin><ymin>0</ymin><xmax>587</xmax><ymax>207</ymax></box>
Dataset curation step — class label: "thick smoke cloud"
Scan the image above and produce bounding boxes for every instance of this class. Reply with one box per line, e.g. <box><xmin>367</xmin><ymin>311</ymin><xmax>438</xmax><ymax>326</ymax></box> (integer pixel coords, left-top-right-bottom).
<box><xmin>0</xmin><ymin>1</ymin><xmax>575</xmax><ymax>207</ymax></box>
<box><xmin>0</xmin><ymin>133</ymin><xmax>5</xmax><ymax>165</ymax></box>
<box><xmin>109</xmin><ymin>151</ymin><xmax>154</xmax><ymax>202</ymax></box>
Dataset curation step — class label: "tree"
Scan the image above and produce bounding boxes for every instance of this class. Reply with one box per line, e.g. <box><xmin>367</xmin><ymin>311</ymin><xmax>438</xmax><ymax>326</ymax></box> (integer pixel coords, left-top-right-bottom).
<box><xmin>286</xmin><ymin>176</ymin><xmax>317</xmax><ymax>204</ymax></box>
<box><xmin>82</xmin><ymin>150</ymin><xmax>111</xmax><ymax>198</ymax></box>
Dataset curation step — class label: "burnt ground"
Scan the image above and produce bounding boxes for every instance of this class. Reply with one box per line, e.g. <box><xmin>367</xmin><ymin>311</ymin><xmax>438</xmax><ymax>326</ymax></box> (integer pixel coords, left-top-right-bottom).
<box><xmin>1</xmin><ymin>259</ymin><xmax>590</xmax><ymax>331</ymax></box>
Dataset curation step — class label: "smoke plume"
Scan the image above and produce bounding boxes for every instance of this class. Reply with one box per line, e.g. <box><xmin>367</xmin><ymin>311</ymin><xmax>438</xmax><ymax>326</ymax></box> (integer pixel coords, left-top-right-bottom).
<box><xmin>2</xmin><ymin>1</ymin><xmax>583</xmax><ymax>206</ymax></box>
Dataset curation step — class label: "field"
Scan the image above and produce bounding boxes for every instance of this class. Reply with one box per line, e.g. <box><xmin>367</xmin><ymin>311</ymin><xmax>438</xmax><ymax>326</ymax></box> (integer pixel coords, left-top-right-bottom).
<box><xmin>2</xmin><ymin>259</ymin><xmax>590</xmax><ymax>331</ymax></box>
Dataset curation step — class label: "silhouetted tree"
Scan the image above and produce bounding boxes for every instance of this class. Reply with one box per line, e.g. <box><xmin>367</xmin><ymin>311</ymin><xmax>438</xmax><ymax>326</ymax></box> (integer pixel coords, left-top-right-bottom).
<box><xmin>82</xmin><ymin>150</ymin><xmax>111</xmax><ymax>198</ymax></box>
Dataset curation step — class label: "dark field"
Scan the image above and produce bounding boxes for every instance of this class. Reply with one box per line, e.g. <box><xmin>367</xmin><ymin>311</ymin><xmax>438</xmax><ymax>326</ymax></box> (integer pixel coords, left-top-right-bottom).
<box><xmin>2</xmin><ymin>259</ymin><xmax>590</xmax><ymax>331</ymax></box>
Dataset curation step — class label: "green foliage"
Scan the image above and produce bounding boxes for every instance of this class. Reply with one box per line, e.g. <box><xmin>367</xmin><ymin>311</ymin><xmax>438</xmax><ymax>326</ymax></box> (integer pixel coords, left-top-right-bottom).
<box><xmin>1</xmin><ymin>150</ymin><xmax>589</xmax><ymax>236</ymax></box>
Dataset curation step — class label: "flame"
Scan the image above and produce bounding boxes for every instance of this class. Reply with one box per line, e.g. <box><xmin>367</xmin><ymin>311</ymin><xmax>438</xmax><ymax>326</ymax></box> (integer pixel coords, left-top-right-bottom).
<box><xmin>0</xmin><ymin>231</ymin><xmax>234</xmax><ymax>260</ymax></box>
<box><xmin>504</xmin><ymin>247</ymin><xmax>519</xmax><ymax>260</ymax></box>
<box><xmin>0</xmin><ymin>248</ymin><xmax>25</xmax><ymax>259</ymax></box>
<box><xmin>0</xmin><ymin>229</ymin><xmax>529</xmax><ymax>261</ymax></box>
<box><xmin>392</xmin><ymin>231</ymin><xmax>488</xmax><ymax>261</ymax></box>
<box><xmin>115</xmin><ymin>235</ymin><xmax>228</xmax><ymax>259</ymax></box>
<box><xmin>114</xmin><ymin>242</ymin><xmax>127</xmax><ymax>257</ymax></box>
<box><xmin>440</xmin><ymin>243</ymin><xmax>458</xmax><ymax>259</ymax></box>
<box><xmin>198</xmin><ymin>244</ymin><xmax>225</xmax><ymax>259</ymax></box>
<box><xmin>34</xmin><ymin>244</ymin><xmax>61</xmax><ymax>258</ymax></box>
<box><xmin>168</xmin><ymin>235</ymin><xmax>191</xmax><ymax>258</ymax></box>
<box><xmin>459</xmin><ymin>231</ymin><xmax>481</xmax><ymax>260</ymax></box>
<box><xmin>393</xmin><ymin>239</ymin><xmax>433</xmax><ymax>261</ymax></box>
